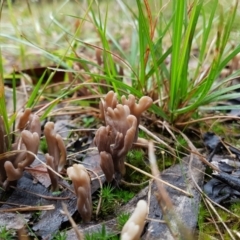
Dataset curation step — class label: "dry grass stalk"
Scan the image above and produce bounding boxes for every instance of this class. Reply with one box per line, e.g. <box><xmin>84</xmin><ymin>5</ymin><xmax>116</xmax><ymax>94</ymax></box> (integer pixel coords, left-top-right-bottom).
<box><xmin>206</xmin><ymin>198</ymin><xmax>235</xmax><ymax>240</ymax></box>
<box><xmin>202</xmin><ymin>197</ymin><xmax>225</xmax><ymax>240</ymax></box>
<box><xmin>148</xmin><ymin>141</ymin><xmax>195</xmax><ymax>240</ymax></box>
<box><xmin>0</xmin><ymin>204</ymin><xmax>55</xmax><ymax>212</ymax></box>
<box><xmin>62</xmin><ymin>203</ymin><xmax>84</xmax><ymax>240</ymax></box>
<box><xmin>124</xmin><ymin>162</ymin><xmax>192</xmax><ymax>197</ymax></box>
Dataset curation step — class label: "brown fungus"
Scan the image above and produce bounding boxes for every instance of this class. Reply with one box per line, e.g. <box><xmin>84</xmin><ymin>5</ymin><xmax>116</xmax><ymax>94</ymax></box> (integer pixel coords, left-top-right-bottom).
<box><xmin>0</xmin><ymin>109</ymin><xmax>41</xmax><ymax>188</ymax></box>
<box><xmin>94</xmin><ymin>105</ymin><xmax>137</xmax><ymax>177</ymax></box>
<box><xmin>44</xmin><ymin>122</ymin><xmax>66</xmax><ymax>191</ymax></box>
<box><xmin>99</xmin><ymin>151</ymin><xmax>114</xmax><ymax>182</ymax></box>
<box><xmin>4</xmin><ymin>130</ymin><xmax>40</xmax><ymax>183</ymax></box>
<box><xmin>67</xmin><ymin>164</ymin><xmax>92</xmax><ymax>223</ymax></box>
<box><xmin>45</xmin><ymin>154</ymin><xmax>59</xmax><ymax>192</ymax></box>
<box><xmin>94</xmin><ymin>91</ymin><xmax>152</xmax><ymax>181</ymax></box>
<box><xmin>121</xmin><ymin>94</ymin><xmax>153</xmax><ymax>141</ymax></box>
<box><xmin>44</xmin><ymin>122</ymin><xmax>66</xmax><ymax>172</ymax></box>
<box><xmin>17</xmin><ymin>108</ymin><xmax>32</xmax><ymax>131</ymax></box>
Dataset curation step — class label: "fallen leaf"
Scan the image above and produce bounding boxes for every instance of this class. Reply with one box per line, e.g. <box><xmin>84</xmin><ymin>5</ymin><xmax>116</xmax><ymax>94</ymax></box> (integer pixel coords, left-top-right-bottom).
<box><xmin>25</xmin><ymin>164</ymin><xmax>51</xmax><ymax>188</ymax></box>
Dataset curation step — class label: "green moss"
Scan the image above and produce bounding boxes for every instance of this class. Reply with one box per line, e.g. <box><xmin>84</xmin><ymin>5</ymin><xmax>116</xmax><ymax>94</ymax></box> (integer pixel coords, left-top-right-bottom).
<box><xmin>0</xmin><ymin>226</ymin><xmax>15</xmax><ymax>240</ymax></box>
<box><xmin>198</xmin><ymin>200</ymin><xmax>240</xmax><ymax>239</ymax></box>
<box><xmin>93</xmin><ymin>184</ymin><xmax>135</xmax><ymax>218</ymax></box>
<box><xmin>175</xmin><ymin>135</ymin><xmax>188</xmax><ymax>153</ymax></box>
<box><xmin>93</xmin><ymin>184</ymin><xmax>117</xmax><ymax>217</ymax></box>
<box><xmin>40</xmin><ymin>138</ymin><xmax>48</xmax><ymax>154</ymax></box>
<box><xmin>210</xmin><ymin>122</ymin><xmax>226</xmax><ymax>136</ymax></box>
<box><xmin>230</xmin><ymin>202</ymin><xmax>240</xmax><ymax>215</ymax></box>
<box><xmin>138</xmin><ymin>129</ymin><xmax>147</xmax><ymax>138</ymax></box>
<box><xmin>124</xmin><ymin>149</ymin><xmax>149</xmax><ymax>185</ymax></box>
<box><xmin>126</xmin><ymin>149</ymin><xmax>145</xmax><ymax>166</ymax></box>
<box><xmin>114</xmin><ymin>189</ymin><xmax>134</xmax><ymax>205</ymax></box>
<box><xmin>52</xmin><ymin>230</ymin><xmax>67</xmax><ymax>240</ymax></box>
<box><xmin>198</xmin><ymin>203</ymin><xmax>210</xmax><ymax>232</ymax></box>
<box><xmin>116</xmin><ymin>212</ymin><xmax>130</xmax><ymax>231</ymax></box>
<box><xmin>85</xmin><ymin>224</ymin><xmax>118</xmax><ymax>240</ymax></box>
<box><xmin>156</xmin><ymin>150</ymin><xmax>175</xmax><ymax>171</ymax></box>
<box><xmin>82</xmin><ymin>116</ymin><xmax>95</xmax><ymax>128</ymax></box>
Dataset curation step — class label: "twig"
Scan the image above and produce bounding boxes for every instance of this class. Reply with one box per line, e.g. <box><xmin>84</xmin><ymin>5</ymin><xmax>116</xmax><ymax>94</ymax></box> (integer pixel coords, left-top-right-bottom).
<box><xmin>146</xmin><ymin>217</ymin><xmax>166</xmax><ymax>223</ymax></box>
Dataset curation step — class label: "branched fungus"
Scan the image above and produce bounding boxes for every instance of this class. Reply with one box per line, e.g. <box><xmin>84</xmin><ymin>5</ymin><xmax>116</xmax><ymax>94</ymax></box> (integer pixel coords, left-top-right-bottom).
<box><xmin>44</xmin><ymin>122</ymin><xmax>67</xmax><ymax>191</ymax></box>
<box><xmin>94</xmin><ymin>107</ymin><xmax>137</xmax><ymax>176</ymax></box>
<box><xmin>94</xmin><ymin>91</ymin><xmax>152</xmax><ymax>181</ymax></box>
<box><xmin>121</xmin><ymin>94</ymin><xmax>153</xmax><ymax>141</ymax></box>
<box><xmin>17</xmin><ymin>108</ymin><xmax>32</xmax><ymax>131</ymax></box>
<box><xmin>44</xmin><ymin>122</ymin><xmax>66</xmax><ymax>172</ymax></box>
<box><xmin>67</xmin><ymin>164</ymin><xmax>92</xmax><ymax>223</ymax></box>
<box><xmin>16</xmin><ymin>108</ymin><xmax>41</xmax><ymax>136</ymax></box>
<box><xmin>4</xmin><ymin>130</ymin><xmax>40</xmax><ymax>183</ymax></box>
<box><xmin>0</xmin><ymin>109</ymin><xmax>41</xmax><ymax>188</ymax></box>
<box><xmin>45</xmin><ymin>154</ymin><xmax>59</xmax><ymax>191</ymax></box>
<box><xmin>99</xmin><ymin>151</ymin><xmax>114</xmax><ymax>182</ymax></box>
<box><xmin>121</xmin><ymin>200</ymin><xmax>148</xmax><ymax>240</ymax></box>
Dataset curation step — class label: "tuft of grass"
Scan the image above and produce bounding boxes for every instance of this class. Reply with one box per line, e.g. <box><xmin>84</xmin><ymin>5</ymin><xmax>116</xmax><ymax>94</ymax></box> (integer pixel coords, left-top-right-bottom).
<box><xmin>1</xmin><ymin>1</ymin><xmax>239</xmax><ymax>125</ymax></box>
<box><xmin>0</xmin><ymin>1</ymin><xmax>240</xmax><ymax>126</ymax></box>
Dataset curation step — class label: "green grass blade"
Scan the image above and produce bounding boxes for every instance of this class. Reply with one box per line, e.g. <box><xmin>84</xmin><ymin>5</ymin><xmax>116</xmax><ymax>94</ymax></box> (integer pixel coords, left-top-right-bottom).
<box><xmin>178</xmin><ymin>0</ymin><xmax>203</xmax><ymax>100</ymax></box>
<box><xmin>170</xmin><ymin>0</ymin><xmax>185</xmax><ymax>113</ymax></box>
<box><xmin>0</xmin><ymin>46</ymin><xmax>11</xmax><ymax>148</ymax></box>
<box><xmin>136</xmin><ymin>0</ymin><xmax>147</xmax><ymax>90</ymax></box>
<box><xmin>26</xmin><ymin>70</ymin><xmax>46</xmax><ymax>108</ymax></box>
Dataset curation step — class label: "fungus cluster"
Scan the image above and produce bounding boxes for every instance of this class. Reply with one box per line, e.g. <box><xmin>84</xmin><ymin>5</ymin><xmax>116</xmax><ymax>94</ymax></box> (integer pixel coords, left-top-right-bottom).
<box><xmin>0</xmin><ymin>91</ymin><xmax>152</xmax><ymax>228</ymax></box>
<box><xmin>94</xmin><ymin>91</ymin><xmax>152</xmax><ymax>182</ymax></box>
<box><xmin>0</xmin><ymin>109</ymin><xmax>67</xmax><ymax>191</ymax></box>
<box><xmin>0</xmin><ymin>109</ymin><xmax>41</xmax><ymax>188</ymax></box>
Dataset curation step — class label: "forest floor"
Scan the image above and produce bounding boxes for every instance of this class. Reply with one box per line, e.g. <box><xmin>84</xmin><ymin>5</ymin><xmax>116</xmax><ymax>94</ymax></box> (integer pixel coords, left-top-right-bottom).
<box><xmin>1</xmin><ymin>1</ymin><xmax>240</xmax><ymax>240</ymax></box>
